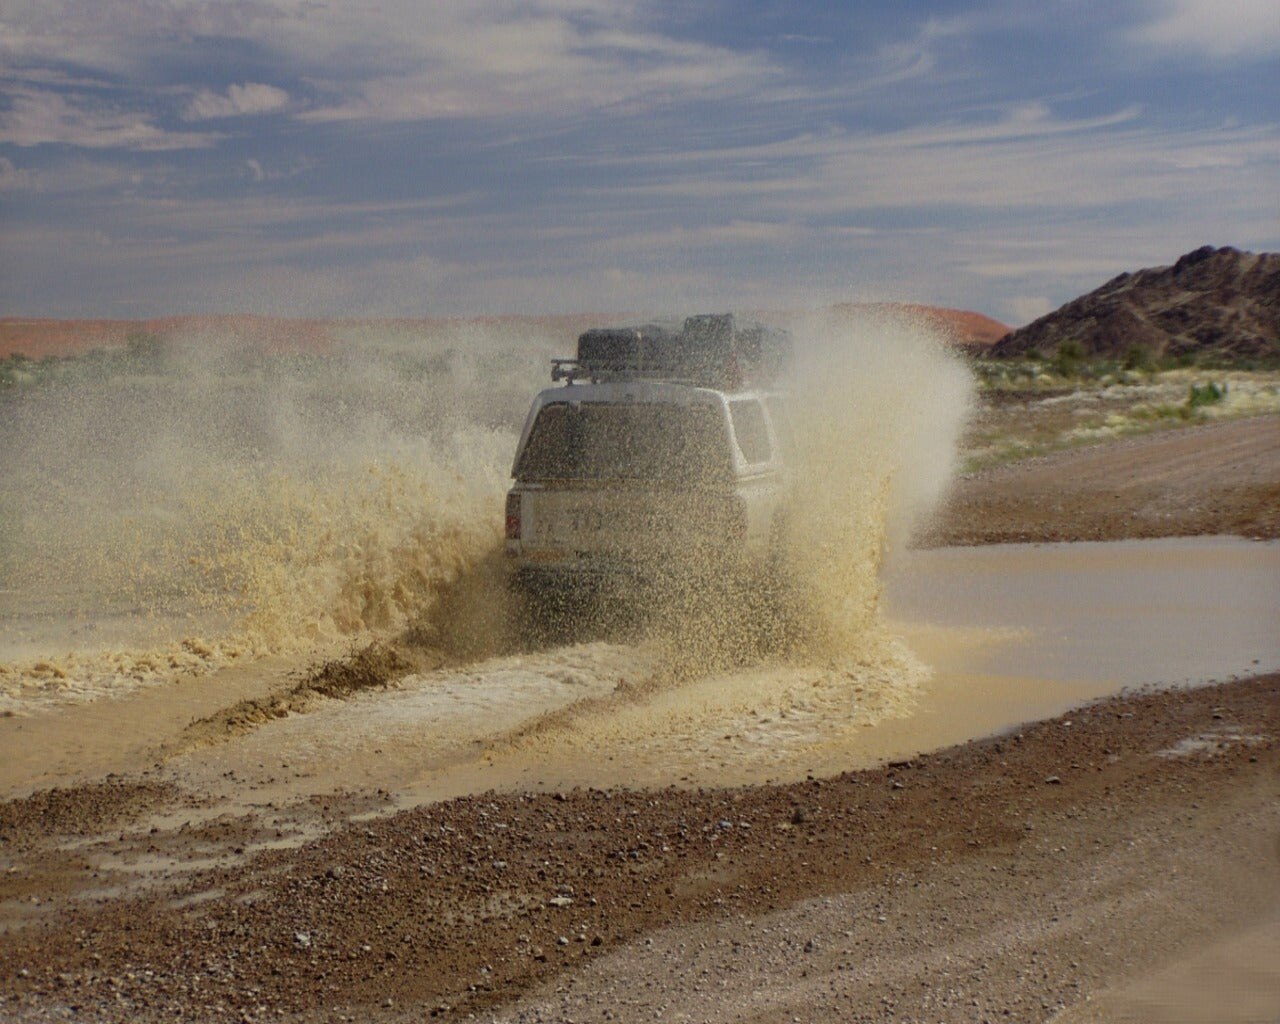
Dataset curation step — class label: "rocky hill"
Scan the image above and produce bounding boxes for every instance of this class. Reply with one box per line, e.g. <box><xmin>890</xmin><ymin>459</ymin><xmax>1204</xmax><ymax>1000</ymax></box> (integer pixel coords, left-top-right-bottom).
<box><xmin>988</xmin><ymin>245</ymin><xmax>1280</xmax><ymax>364</ymax></box>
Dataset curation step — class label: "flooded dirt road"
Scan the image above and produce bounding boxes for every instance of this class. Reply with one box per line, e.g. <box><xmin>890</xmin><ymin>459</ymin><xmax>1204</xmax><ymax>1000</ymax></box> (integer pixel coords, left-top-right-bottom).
<box><xmin>5</xmin><ymin>536</ymin><xmax>1275</xmax><ymax>810</ymax></box>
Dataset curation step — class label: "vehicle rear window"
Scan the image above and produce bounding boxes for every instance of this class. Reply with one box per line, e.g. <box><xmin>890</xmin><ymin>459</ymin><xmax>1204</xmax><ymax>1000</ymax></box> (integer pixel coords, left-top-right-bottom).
<box><xmin>515</xmin><ymin>402</ymin><xmax>732</xmax><ymax>483</ymax></box>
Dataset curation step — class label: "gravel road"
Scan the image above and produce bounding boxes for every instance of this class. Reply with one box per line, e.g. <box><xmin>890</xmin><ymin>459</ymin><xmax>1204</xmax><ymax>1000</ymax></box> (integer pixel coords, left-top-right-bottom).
<box><xmin>925</xmin><ymin>414</ymin><xmax>1280</xmax><ymax>545</ymax></box>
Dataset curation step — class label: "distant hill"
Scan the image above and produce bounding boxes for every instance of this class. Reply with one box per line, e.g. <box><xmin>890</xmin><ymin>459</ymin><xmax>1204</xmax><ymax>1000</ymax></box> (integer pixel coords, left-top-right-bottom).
<box><xmin>0</xmin><ymin>306</ymin><xmax>1009</xmax><ymax>360</ymax></box>
<box><xmin>988</xmin><ymin>246</ymin><xmax>1280</xmax><ymax>364</ymax></box>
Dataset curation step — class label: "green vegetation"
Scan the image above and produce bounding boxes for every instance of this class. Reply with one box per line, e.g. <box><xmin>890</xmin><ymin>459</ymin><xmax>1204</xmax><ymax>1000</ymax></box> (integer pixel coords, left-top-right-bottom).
<box><xmin>1122</xmin><ymin>343</ymin><xmax>1156</xmax><ymax>373</ymax></box>
<box><xmin>975</xmin><ymin>343</ymin><xmax>1280</xmax><ymax>393</ymax></box>
<box><xmin>0</xmin><ymin>332</ymin><xmax>307</xmax><ymax>398</ymax></box>
<box><xmin>0</xmin><ymin>330</ymin><xmax>471</xmax><ymax>399</ymax></box>
<box><xmin>1</xmin><ymin>335</ymin><xmax>167</xmax><ymax>393</ymax></box>
<box><xmin>1052</xmin><ymin>339</ymin><xmax>1086</xmax><ymax>377</ymax></box>
<box><xmin>1187</xmin><ymin>380</ymin><xmax>1226</xmax><ymax>408</ymax></box>
<box><xmin>0</xmin><ymin>352</ymin><xmax>30</xmax><ymax>389</ymax></box>
<box><xmin>0</xmin><ymin>351</ymin><xmax>69</xmax><ymax>391</ymax></box>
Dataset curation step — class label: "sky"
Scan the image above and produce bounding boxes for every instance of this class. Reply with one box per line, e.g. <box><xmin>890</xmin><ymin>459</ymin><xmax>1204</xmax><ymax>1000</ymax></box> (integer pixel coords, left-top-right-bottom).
<box><xmin>1</xmin><ymin>0</ymin><xmax>1277</xmax><ymax>326</ymax></box>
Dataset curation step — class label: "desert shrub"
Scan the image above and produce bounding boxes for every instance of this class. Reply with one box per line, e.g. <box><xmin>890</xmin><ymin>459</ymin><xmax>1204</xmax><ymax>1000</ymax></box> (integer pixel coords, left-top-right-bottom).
<box><xmin>1130</xmin><ymin>403</ymin><xmax>1192</xmax><ymax>422</ymax></box>
<box><xmin>1162</xmin><ymin>349</ymin><xmax>1199</xmax><ymax>369</ymax></box>
<box><xmin>1053</xmin><ymin>340</ymin><xmax>1086</xmax><ymax>377</ymax></box>
<box><xmin>0</xmin><ymin>352</ymin><xmax>54</xmax><ymax>390</ymax></box>
<box><xmin>121</xmin><ymin>331</ymin><xmax>168</xmax><ymax>372</ymax></box>
<box><xmin>1187</xmin><ymin>381</ymin><xmax>1226</xmax><ymax>409</ymax></box>
<box><xmin>1123</xmin><ymin>343</ymin><xmax>1156</xmax><ymax>373</ymax></box>
<box><xmin>0</xmin><ymin>354</ymin><xmax>23</xmax><ymax>387</ymax></box>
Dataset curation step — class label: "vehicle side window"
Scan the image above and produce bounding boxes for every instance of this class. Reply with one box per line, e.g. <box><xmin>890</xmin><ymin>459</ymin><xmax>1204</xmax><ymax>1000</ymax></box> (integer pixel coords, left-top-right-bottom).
<box><xmin>763</xmin><ymin>396</ymin><xmax>797</xmax><ymax>459</ymax></box>
<box><xmin>728</xmin><ymin>399</ymin><xmax>772</xmax><ymax>465</ymax></box>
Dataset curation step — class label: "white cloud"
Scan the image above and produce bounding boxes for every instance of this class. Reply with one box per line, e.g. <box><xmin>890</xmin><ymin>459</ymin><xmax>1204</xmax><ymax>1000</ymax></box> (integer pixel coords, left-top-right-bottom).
<box><xmin>1</xmin><ymin>2</ymin><xmax>784</xmax><ymax>124</ymax></box>
<box><xmin>0</xmin><ymin>156</ymin><xmax>151</xmax><ymax>194</ymax></box>
<box><xmin>595</xmin><ymin>220</ymin><xmax>804</xmax><ymax>254</ymax></box>
<box><xmin>299</xmin><ymin>12</ymin><xmax>781</xmax><ymax>122</ymax></box>
<box><xmin>2</xmin><ymin>1</ymin><xmax>1277</xmax><ymax>320</ymax></box>
<box><xmin>0</xmin><ymin>88</ymin><xmax>219</xmax><ymax>149</ymax></box>
<box><xmin>604</xmin><ymin>106</ymin><xmax>1278</xmax><ymax>222</ymax></box>
<box><xmin>183</xmin><ymin>83</ymin><xmax>291</xmax><ymax>121</ymax></box>
<box><xmin>0</xmin><ymin>0</ymin><xmax>311</xmax><ymax>75</ymax></box>
<box><xmin>1130</xmin><ymin>0</ymin><xmax>1280</xmax><ymax>59</ymax></box>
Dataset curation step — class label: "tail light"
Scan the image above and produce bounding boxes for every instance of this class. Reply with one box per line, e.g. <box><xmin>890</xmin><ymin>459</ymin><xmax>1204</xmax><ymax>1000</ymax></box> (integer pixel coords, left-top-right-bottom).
<box><xmin>505</xmin><ymin>492</ymin><xmax>521</xmax><ymax>540</ymax></box>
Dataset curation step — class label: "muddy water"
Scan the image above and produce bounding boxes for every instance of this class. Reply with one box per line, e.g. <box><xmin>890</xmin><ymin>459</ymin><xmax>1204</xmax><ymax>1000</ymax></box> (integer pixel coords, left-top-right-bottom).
<box><xmin>878</xmin><ymin>536</ymin><xmax>1280</xmax><ymax>770</ymax></box>
<box><xmin>403</xmin><ymin>534</ymin><xmax>1280</xmax><ymax>799</ymax></box>
<box><xmin>150</xmin><ymin>535</ymin><xmax>1280</xmax><ymax>816</ymax></box>
<box><xmin>0</xmin><ymin>310</ymin><xmax>970</xmax><ymax>799</ymax></box>
<box><xmin>9</xmin><ymin>538</ymin><xmax>1273</xmax><ymax>810</ymax></box>
<box><xmin>0</xmin><ymin>308</ymin><xmax>970</xmax><ymax>709</ymax></box>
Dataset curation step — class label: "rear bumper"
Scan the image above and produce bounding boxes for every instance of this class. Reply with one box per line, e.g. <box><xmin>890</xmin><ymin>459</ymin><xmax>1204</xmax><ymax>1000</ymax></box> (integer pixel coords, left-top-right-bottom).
<box><xmin>507</xmin><ymin>552</ymin><xmax>762</xmax><ymax>605</ymax></box>
<box><xmin>508</xmin><ymin>562</ymin><xmax>646</xmax><ymax>601</ymax></box>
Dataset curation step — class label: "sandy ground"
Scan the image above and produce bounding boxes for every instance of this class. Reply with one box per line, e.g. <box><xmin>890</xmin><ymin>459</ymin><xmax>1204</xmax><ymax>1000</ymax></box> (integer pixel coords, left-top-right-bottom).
<box><xmin>2</xmin><ymin>412</ymin><xmax>1279</xmax><ymax>1024</ymax></box>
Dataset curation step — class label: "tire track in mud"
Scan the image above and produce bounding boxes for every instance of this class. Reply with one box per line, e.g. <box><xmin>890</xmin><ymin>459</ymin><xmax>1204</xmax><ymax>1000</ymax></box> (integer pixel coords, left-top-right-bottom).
<box><xmin>166</xmin><ymin>641</ymin><xmax>434</xmax><ymax>755</ymax></box>
<box><xmin>145</xmin><ymin>604</ymin><xmax>926</xmax><ymax>831</ymax></box>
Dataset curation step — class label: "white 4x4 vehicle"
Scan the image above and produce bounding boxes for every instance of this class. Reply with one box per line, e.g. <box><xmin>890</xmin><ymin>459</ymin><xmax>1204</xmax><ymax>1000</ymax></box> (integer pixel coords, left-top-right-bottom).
<box><xmin>504</xmin><ymin>314</ymin><xmax>795</xmax><ymax>623</ymax></box>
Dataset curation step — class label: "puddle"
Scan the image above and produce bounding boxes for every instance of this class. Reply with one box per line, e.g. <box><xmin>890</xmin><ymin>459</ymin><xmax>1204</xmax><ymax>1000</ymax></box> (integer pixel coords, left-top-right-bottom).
<box><xmin>879</xmin><ymin>535</ymin><xmax>1280</xmax><ymax>752</ymax></box>
<box><xmin>2</xmin><ymin>537</ymin><xmax>1276</xmax><ymax>808</ymax></box>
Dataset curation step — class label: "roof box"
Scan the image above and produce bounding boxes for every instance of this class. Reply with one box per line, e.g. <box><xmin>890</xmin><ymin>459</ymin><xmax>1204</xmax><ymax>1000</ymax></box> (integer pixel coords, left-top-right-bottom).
<box><xmin>553</xmin><ymin>314</ymin><xmax>792</xmax><ymax>387</ymax></box>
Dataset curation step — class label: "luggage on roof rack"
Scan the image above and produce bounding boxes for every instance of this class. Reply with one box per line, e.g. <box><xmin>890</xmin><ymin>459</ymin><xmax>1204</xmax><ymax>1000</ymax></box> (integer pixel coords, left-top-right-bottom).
<box><xmin>551</xmin><ymin>314</ymin><xmax>792</xmax><ymax>387</ymax></box>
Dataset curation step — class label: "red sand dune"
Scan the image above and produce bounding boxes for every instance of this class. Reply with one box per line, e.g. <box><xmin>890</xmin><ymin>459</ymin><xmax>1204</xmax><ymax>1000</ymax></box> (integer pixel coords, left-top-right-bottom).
<box><xmin>0</xmin><ymin>307</ymin><xmax>1008</xmax><ymax>361</ymax></box>
<box><xmin>827</xmin><ymin>302</ymin><xmax>1010</xmax><ymax>350</ymax></box>
<box><xmin>0</xmin><ymin>314</ymin><xmax>611</xmax><ymax>360</ymax></box>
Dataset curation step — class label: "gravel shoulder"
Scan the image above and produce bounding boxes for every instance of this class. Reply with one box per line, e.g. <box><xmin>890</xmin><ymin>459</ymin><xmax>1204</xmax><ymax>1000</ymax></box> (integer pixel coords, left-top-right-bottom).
<box><xmin>2</xmin><ymin>412</ymin><xmax>1279</xmax><ymax>1024</ymax></box>
<box><xmin>2</xmin><ymin>675</ymin><xmax>1276</xmax><ymax>1023</ymax></box>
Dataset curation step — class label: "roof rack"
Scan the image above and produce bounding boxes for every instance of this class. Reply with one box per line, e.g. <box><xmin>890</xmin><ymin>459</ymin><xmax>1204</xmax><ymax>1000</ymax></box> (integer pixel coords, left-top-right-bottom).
<box><xmin>551</xmin><ymin>314</ymin><xmax>792</xmax><ymax>388</ymax></box>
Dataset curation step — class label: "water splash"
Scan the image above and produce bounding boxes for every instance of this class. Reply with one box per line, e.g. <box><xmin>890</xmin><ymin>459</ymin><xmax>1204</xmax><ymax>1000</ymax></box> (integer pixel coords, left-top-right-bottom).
<box><xmin>0</xmin><ymin>322</ymin><xmax>554</xmax><ymax>703</ymax></box>
<box><xmin>0</xmin><ymin>309</ymin><xmax>972</xmax><ymax>712</ymax></box>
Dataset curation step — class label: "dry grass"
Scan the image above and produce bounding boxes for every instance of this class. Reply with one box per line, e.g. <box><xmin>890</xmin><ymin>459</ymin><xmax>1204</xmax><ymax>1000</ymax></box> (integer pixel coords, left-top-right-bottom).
<box><xmin>963</xmin><ymin>367</ymin><xmax>1280</xmax><ymax>471</ymax></box>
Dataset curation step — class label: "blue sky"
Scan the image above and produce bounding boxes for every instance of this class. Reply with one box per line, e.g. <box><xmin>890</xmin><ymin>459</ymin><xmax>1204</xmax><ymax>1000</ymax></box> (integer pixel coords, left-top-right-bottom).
<box><xmin>1</xmin><ymin>0</ymin><xmax>1277</xmax><ymax>325</ymax></box>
